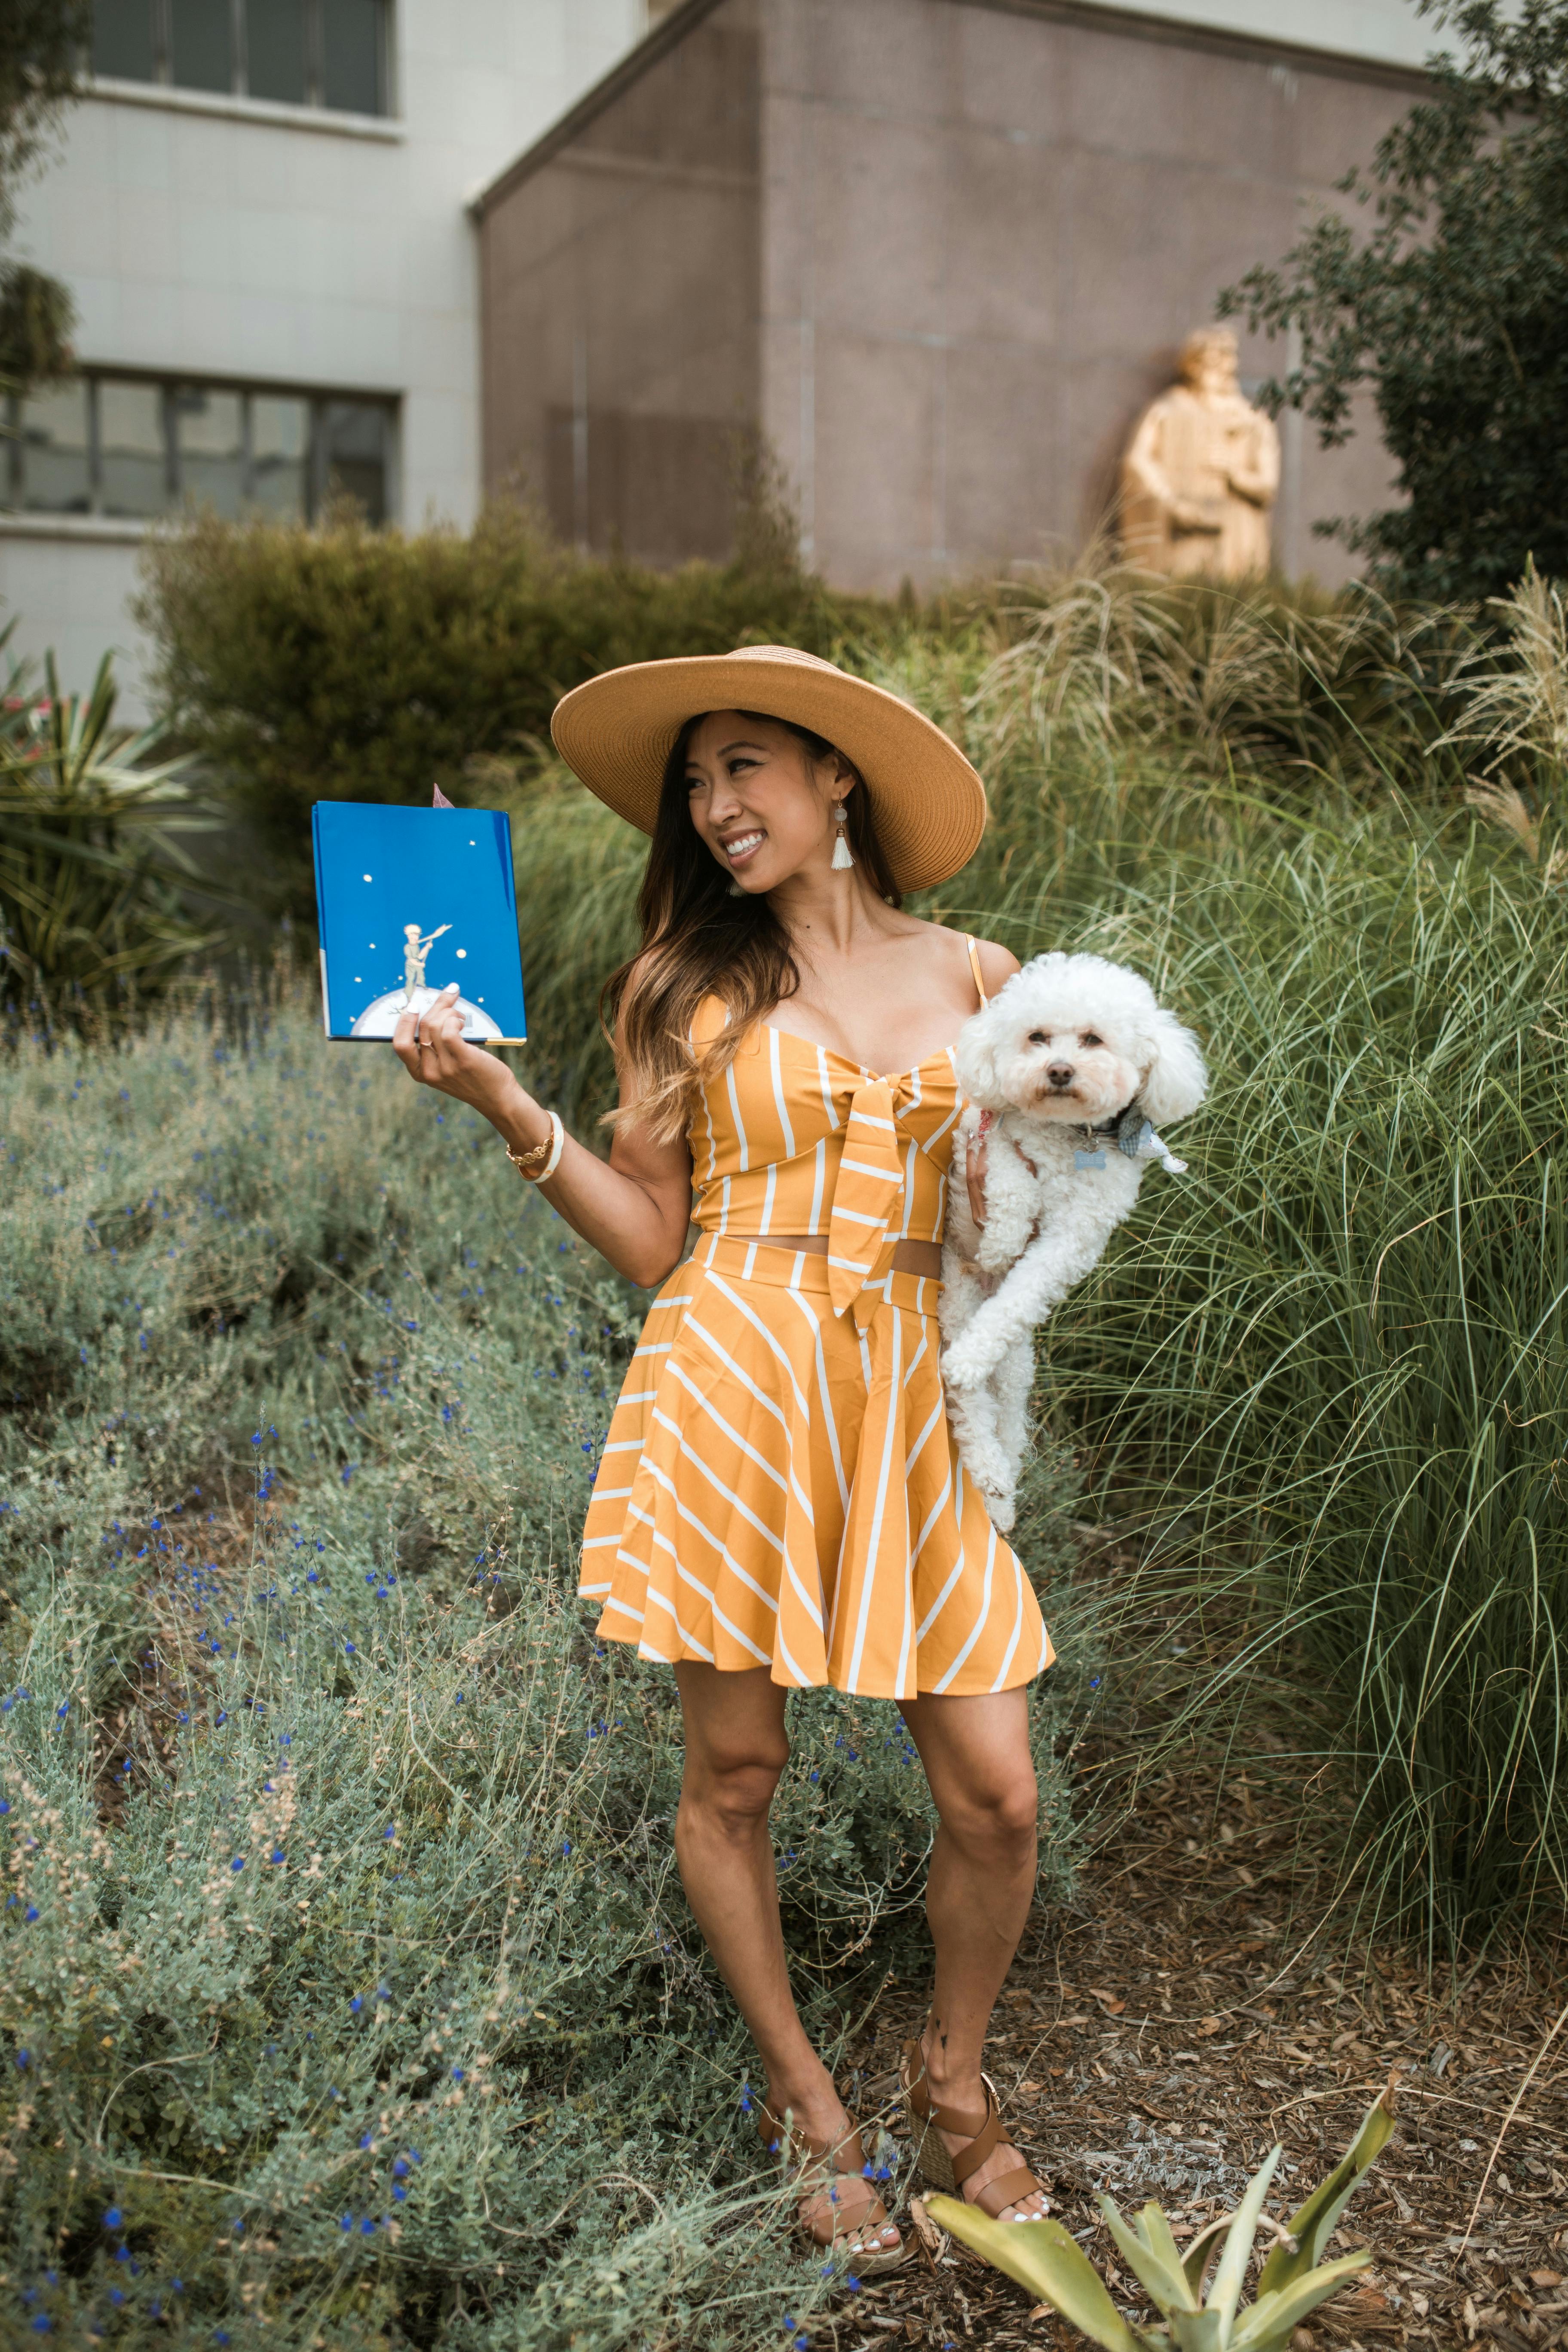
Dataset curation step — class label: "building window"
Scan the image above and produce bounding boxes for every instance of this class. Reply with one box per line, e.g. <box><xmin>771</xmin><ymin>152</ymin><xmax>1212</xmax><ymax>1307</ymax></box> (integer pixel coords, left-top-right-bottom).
<box><xmin>5</xmin><ymin>374</ymin><xmax>396</xmax><ymax>524</ymax></box>
<box><xmin>91</xmin><ymin>0</ymin><xmax>392</xmax><ymax>116</ymax></box>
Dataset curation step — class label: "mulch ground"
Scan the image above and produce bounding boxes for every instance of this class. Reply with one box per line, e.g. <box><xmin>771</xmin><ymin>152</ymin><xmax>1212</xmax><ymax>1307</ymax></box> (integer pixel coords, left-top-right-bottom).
<box><xmin>826</xmin><ymin>1560</ymin><xmax>1568</xmax><ymax>2352</ymax></box>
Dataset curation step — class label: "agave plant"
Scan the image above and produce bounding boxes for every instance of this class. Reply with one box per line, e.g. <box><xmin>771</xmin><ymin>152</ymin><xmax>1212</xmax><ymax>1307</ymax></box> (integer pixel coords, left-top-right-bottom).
<box><xmin>928</xmin><ymin>2080</ymin><xmax>1395</xmax><ymax>2351</ymax></box>
<box><xmin>0</xmin><ymin>645</ymin><xmax>226</xmax><ymax>1016</ymax></box>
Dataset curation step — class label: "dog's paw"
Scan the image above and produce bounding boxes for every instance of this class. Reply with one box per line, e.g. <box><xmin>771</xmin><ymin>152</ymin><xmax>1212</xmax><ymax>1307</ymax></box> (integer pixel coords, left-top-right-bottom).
<box><xmin>981</xmin><ymin>1485</ymin><xmax>1017</xmax><ymax>1534</ymax></box>
<box><xmin>943</xmin><ymin>1332</ymin><xmax>1003</xmax><ymax>1390</ymax></box>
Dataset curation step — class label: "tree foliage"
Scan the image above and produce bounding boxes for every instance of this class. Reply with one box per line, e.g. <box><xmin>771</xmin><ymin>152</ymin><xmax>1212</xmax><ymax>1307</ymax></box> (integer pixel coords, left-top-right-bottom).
<box><xmin>0</xmin><ymin>0</ymin><xmax>87</xmax><ymax>389</ymax></box>
<box><xmin>1219</xmin><ymin>0</ymin><xmax>1568</xmax><ymax>602</ymax></box>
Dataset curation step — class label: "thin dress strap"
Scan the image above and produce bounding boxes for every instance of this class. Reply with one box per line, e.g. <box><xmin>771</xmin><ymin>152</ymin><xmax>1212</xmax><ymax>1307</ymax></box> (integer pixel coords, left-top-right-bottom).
<box><xmin>965</xmin><ymin>934</ymin><xmax>988</xmax><ymax>1008</ymax></box>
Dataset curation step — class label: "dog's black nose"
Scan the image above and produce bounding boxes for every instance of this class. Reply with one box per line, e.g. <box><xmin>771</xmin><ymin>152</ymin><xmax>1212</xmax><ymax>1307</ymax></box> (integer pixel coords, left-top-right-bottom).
<box><xmin>1047</xmin><ymin>1062</ymin><xmax>1075</xmax><ymax>1087</ymax></box>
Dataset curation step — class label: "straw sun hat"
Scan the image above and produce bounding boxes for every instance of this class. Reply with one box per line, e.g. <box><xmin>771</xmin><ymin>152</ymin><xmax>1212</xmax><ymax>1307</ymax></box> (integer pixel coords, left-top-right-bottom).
<box><xmin>549</xmin><ymin>645</ymin><xmax>986</xmax><ymax>893</ymax></box>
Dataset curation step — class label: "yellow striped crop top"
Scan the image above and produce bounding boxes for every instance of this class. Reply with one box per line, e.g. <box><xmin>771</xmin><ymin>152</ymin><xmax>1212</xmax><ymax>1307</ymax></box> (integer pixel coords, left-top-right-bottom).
<box><xmin>686</xmin><ymin>937</ymin><xmax>987</xmax><ymax>1327</ymax></box>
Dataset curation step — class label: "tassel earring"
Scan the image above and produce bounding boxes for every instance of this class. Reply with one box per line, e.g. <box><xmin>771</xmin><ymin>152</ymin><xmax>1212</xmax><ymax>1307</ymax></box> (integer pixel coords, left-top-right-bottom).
<box><xmin>830</xmin><ymin>803</ymin><xmax>855</xmax><ymax>872</ymax></box>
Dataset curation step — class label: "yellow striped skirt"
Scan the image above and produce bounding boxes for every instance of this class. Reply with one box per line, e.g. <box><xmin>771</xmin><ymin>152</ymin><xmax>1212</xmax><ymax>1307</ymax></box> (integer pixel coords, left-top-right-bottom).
<box><xmin>578</xmin><ymin>1234</ymin><xmax>1054</xmax><ymax>1698</ymax></box>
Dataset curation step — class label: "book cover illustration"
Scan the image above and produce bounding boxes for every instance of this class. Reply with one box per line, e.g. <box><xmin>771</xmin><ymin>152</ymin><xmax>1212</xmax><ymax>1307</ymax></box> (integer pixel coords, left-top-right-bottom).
<box><xmin>312</xmin><ymin>800</ymin><xmax>527</xmax><ymax>1044</ymax></box>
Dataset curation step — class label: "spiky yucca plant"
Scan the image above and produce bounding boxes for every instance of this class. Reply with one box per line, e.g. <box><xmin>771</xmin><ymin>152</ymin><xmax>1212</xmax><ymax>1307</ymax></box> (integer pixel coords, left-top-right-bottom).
<box><xmin>0</xmin><ymin>647</ymin><xmax>223</xmax><ymax>1014</ymax></box>
<box><xmin>928</xmin><ymin>2082</ymin><xmax>1395</xmax><ymax>2352</ymax></box>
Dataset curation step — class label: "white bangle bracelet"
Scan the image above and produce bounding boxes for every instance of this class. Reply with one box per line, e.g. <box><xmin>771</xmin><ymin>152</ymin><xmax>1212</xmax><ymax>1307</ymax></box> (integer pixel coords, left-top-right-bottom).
<box><xmin>539</xmin><ymin>1110</ymin><xmax>566</xmax><ymax>1181</ymax></box>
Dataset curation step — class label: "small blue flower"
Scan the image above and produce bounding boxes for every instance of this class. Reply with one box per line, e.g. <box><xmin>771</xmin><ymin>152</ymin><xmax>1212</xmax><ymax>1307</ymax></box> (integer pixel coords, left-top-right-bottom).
<box><xmin>349</xmin><ymin>1997</ymin><xmax>362</xmax><ymax>2014</ymax></box>
<box><xmin>25</xmin><ymin>1905</ymin><xmax>38</xmax><ymax>1922</ymax></box>
<box><xmin>359</xmin><ymin>2131</ymin><xmax>372</xmax><ymax>2147</ymax></box>
<box><xmin>0</xmin><ymin>1799</ymin><xmax>9</xmax><ymax>1814</ymax></box>
<box><xmin>230</xmin><ymin>1857</ymin><xmax>244</xmax><ymax>1873</ymax></box>
<box><xmin>340</xmin><ymin>2214</ymin><xmax>353</xmax><ymax>2232</ymax></box>
<box><xmin>451</xmin><ymin>2066</ymin><xmax>465</xmax><ymax>2082</ymax></box>
<box><xmin>15</xmin><ymin>2049</ymin><xmax>29</xmax><ymax>2069</ymax></box>
<box><xmin>102</xmin><ymin>2208</ymin><xmax>122</xmax><ymax>2229</ymax></box>
<box><xmin>383</xmin><ymin>1823</ymin><xmax>395</xmax><ymax>1841</ymax></box>
<box><xmin>392</xmin><ymin>2157</ymin><xmax>409</xmax><ymax>2179</ymax></box>
<box><xmin>55</xmin><ymin>1704</ymin><xmax>67</xmax><ymax>1721</ymax></box>
<box><xmin>392</xmin><ymin>2183</ymin><xmax>407</xmax><ymax>2201</ymax></box>
<box><xmin>360</xmin><ymin>2216</ymin><xmax>376</xmax><ymax>2236</ymax></box>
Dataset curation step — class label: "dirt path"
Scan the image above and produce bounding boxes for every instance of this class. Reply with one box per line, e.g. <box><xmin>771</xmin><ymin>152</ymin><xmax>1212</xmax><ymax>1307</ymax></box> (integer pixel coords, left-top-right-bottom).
<box><xmin>835</xmin><ymin>1725</ymin><xmax>1568</xmax><ymax>2350</ymax></box>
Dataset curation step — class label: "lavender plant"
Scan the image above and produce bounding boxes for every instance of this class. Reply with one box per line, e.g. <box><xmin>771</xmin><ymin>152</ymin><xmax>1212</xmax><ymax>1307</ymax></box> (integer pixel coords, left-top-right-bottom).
<box><xmin>0</xmin><ymin>990</ymin><xmax>1081</xmax><ymax>2348</ymax></box>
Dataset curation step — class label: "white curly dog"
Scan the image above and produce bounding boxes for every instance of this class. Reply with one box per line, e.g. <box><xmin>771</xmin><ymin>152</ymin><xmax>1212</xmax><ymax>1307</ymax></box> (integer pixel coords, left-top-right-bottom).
<box><xmin>940</xmin><ymin>952</ymin><xmax>1207</xmax><ymax>1532</ymax></box>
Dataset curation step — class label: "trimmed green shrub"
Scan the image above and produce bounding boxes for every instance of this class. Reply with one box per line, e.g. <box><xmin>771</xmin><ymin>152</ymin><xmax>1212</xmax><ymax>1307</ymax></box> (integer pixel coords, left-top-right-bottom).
<box><xmin>135</xmin><ymin>505</ymin><xmax>882</xmax><ymax>923</ymax></box>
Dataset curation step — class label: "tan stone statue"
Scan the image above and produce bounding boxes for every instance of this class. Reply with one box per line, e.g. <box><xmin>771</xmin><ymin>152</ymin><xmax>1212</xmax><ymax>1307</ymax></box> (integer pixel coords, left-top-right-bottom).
<box><xmin>1119</xmin><ymin>328</ymin><xmax>1280</xmax><ymax>578</ymax></box>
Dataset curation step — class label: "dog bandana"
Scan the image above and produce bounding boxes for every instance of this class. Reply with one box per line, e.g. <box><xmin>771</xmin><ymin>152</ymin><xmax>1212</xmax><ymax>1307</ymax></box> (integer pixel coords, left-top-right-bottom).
<box><xmin>1081</xmin><ymin>1105</ymin><xmax>1188</xmax><ymax>1176</ymax></box>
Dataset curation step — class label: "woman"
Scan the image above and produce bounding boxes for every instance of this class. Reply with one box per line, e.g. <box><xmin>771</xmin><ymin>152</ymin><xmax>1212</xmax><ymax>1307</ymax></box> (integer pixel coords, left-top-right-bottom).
<box><xmin>394</xmin><ymin>646</ymin><xmax>1054</xmax><ymax>2269</ymax></box>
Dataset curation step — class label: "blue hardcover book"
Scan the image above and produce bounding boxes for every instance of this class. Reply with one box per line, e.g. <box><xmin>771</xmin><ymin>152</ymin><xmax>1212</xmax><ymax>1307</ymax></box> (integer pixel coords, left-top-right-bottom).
<box><xmin>312</xmin><ymin>801</ymin><xmax>527</xmax><ymax>1044</ymax></box>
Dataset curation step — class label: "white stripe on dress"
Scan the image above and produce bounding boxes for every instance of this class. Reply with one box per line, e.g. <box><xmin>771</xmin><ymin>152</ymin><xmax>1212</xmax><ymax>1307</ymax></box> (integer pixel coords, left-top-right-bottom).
<box><xmin>725</xmin><ymin>1061</ymin><xmax>751</xmax><ymax>1173</ymax></box>
<box><xmin>846</xmin><ymin>1304</ymin><xmax>903</xmax><ymax>1691</ymax></box>
<box><xmin>808</xmin><ymin>1137</ymin><xmax>828</xmax><ymax>1232</ymax></box>
<box><xmin>665</xmin><ymin>1358</ymin><xmax>788</xmax><ymax>1492</ymax></box>
<box><xmin>782</xmin><ymin>1286</ymin><xmax>851</xmax><ymax>1513</ymax></box>
<box><xmin>649</xmin><ymin>1410</ymin><xmax>787</xmax><ymax>1551</ymax></box>
<box><xmin>990</xmin><ymin>1552</ymin><xmax>1025</xmax><ymax>1693</ymax></box>
<box><xmin>816</xmin><ymin>1047</ymin><xmax>840</xmax><ymax>1130</ymax></box>
<box><xmin>769</xmin><ymin>1025</ymin><xmax>796</xmax><ymax>1160</ymax></box>
<box><xmin>933</xmin><ymin>1521</ymin><xmax>998</xmax><ymax>1694</ymax></box>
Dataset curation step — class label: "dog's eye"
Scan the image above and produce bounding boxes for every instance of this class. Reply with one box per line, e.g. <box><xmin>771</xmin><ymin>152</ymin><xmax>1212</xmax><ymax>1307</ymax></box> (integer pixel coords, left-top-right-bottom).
<box><xmin>1027</xmin><ymin>1030</ymin><xmax>1048</xmax><ymax>1045</ymax></box>
<box><xmin>1081</xmin><ymin>1032</ymin><xmax>1103</xmax><ymax>1049</ymax></box>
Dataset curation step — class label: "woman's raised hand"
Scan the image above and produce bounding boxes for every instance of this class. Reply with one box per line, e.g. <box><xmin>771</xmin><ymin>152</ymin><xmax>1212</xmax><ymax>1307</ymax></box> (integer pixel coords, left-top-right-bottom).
<box><xmin>392</xmin><ymin>983</ymin><xmax>525</xmax><ymax>1124</ymax></box>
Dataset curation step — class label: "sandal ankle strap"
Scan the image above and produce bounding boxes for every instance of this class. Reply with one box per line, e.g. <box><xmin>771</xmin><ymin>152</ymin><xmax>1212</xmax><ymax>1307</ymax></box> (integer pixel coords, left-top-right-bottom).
<box><xmin>901</xmin><ymin>2038</ymin><xmax>1047</xmax><ymax>2218</ymax></box>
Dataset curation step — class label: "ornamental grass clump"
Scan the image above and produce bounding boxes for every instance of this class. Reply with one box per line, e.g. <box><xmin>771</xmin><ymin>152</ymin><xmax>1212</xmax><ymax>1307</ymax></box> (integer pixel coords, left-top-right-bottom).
<box><xmin>930</xmin><ymin>2081</ymin><xmax>1396</xmax><ymax>2351</ymax></box>
<box><xmin>0</xmin><ymin>989</ymin><xmax>1081</xmax><ymax>2348</ymax></box>
<box><xmin>910</xmin><ymin>572</ymin><xmax>1568</xmax><ymax>1945</ymax></box>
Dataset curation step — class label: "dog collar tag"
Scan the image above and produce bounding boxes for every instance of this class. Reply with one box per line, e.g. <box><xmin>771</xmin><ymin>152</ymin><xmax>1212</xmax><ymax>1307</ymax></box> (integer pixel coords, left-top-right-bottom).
<box><xmin>1074</xmin><ymin>1147</ymin><xmax>1107</xmax><ymax>1171</ymax></box>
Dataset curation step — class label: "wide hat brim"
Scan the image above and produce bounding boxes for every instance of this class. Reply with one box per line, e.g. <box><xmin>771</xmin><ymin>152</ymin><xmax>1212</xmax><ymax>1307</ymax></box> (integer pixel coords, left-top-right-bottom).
<box><xmin>549</xmin><ymin>645</ymin><xmax>987</xmax><ymax>894</ymax></box>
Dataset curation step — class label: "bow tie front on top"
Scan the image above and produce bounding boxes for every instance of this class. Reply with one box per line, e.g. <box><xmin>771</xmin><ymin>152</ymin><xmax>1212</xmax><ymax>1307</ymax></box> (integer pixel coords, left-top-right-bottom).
<box><xmin>828</xmin><ymin>1072</ymin><xmax>918</xmax><ymax>1326</ymax></box>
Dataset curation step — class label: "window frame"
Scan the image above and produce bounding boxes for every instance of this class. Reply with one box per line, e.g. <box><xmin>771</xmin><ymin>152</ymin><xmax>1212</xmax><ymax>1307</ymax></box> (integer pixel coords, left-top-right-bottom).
<box><xmin>5</xmin><ymin>367</ymin><xmax>400</xmax><ymax>525</ymax></box>
<box><xmin>90</xmin><ymin>0</ymin><xmax>395</xmax><ymax>119</ymax></box>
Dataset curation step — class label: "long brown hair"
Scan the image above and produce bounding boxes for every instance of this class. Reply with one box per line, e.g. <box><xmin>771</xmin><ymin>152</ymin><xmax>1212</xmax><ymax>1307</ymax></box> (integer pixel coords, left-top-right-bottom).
<box><xmin>601</xmin><ymin>711</ymin><xmax>901</xmax><ymax>1142</ymax></box>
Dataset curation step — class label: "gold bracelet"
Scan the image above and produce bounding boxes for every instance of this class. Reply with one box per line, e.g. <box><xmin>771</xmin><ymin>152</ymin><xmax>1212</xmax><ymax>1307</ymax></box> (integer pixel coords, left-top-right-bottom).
<box><xmin>505</xmin><ymin>1111</ymin><xmax>563</xmax><ymax>1180</ymax></box>
<box><xmin>505</xmin><ymin>1123</ymin><xmax>552</xmax><ymax>1177</ymax></box>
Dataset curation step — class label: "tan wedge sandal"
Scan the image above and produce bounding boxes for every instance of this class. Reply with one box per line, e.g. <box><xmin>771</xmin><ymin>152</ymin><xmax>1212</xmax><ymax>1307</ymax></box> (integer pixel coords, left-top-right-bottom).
<box><xmin>757</xmin><ymin>2099</ymin><xmax>913</xmax><ymax>2274</ymax></box>
<box><xmin>899</xmin><ymin>2038</ymin><xmax>1049</xmax><ymax>2221</ymax></box>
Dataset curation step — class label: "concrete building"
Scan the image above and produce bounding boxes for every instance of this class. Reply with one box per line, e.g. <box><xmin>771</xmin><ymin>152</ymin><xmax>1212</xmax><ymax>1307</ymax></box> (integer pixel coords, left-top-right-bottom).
<box><xmin>475</xmin><ymin>0</ymin><xmax>1428</xmax><ymax>594</ymax></box>
<box><xmin>0</xmin><ymin>0</ymin><xmax>647</xmax><ymax>702</ymax></box>
<box><xmin>2</xmin><ymin>0</ymin><xmax>1434</xmax><ymax>701</ymax></box>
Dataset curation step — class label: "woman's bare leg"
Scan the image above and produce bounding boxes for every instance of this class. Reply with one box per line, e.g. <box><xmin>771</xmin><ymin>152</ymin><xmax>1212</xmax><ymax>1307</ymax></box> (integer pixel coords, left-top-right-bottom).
<box><xmin>897</xmin><ymin>1684</ymin><xmax>1049</xmax><ymax>2221</ymax></box>
<box><xmin>672</xmin><ymin>1661</ymin><xmax>900</xmax><ymax>2253</ymax></box>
